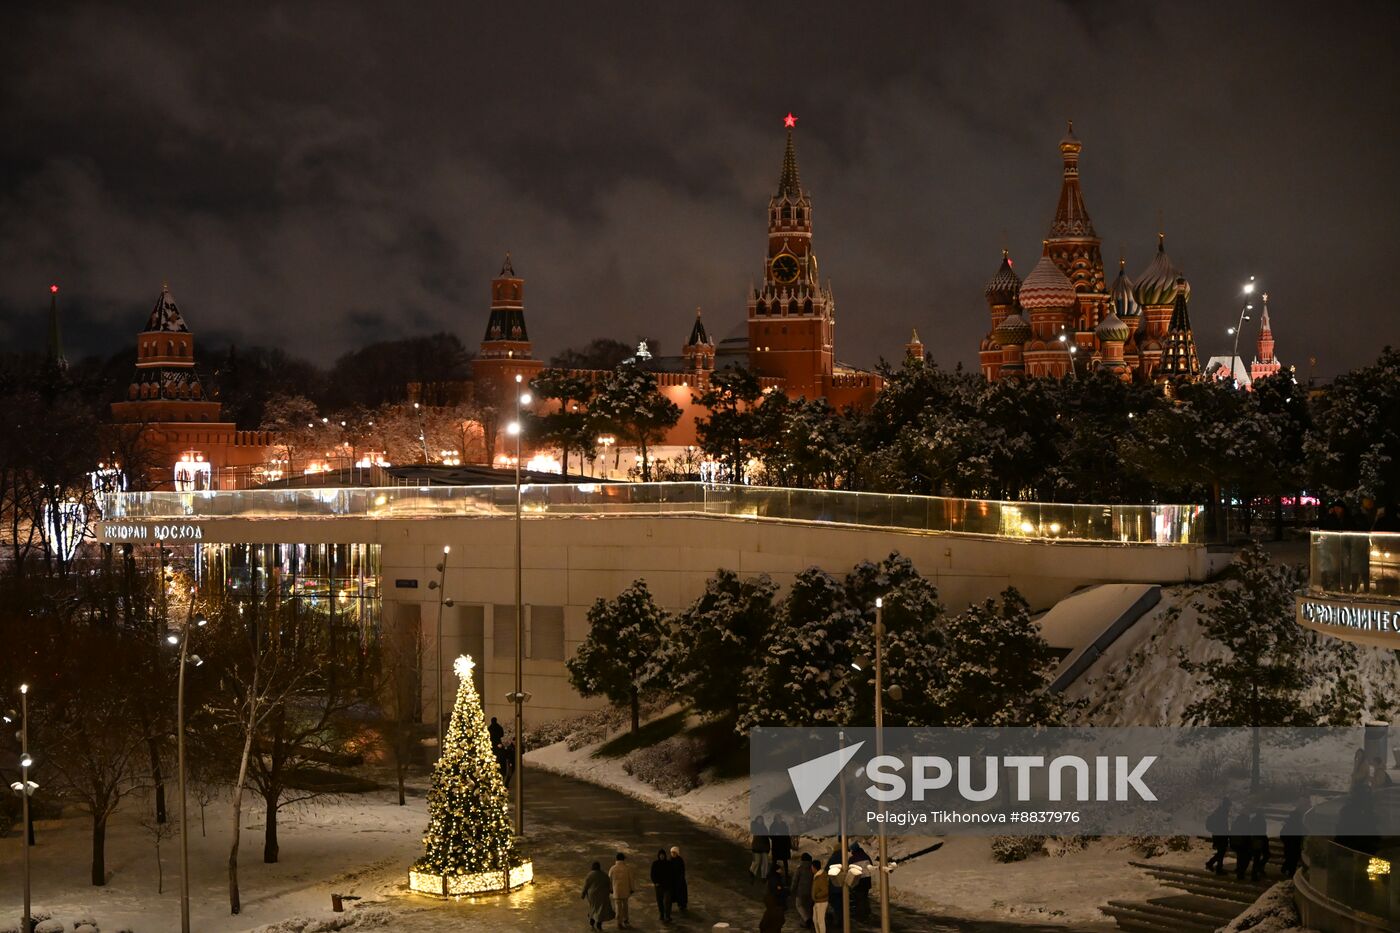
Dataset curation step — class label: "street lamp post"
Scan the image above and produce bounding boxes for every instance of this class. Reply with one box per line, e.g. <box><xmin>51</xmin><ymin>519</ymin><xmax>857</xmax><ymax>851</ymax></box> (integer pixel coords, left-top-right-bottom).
<box><xmin>838</xmin><ymin>728</ymin><xmax>851</xmax><ymax>933</ymax></box>
<box><xmin>428</xmin><ymin>546</ymin><xmax>452</xmax><ymax>753</ymax></box>
<box><xmin>1229</xmin><ymin>276</ymin><xmax>1257</xmax><ymax>388</ymax></box>
<box><xmin>413</xmin><ymin>402</ymin><xmax>429</xmax><ymax>464</ymax></box>
<box><xmin>12</xmin><ymin>684</ymin><xmax>34</xmax><ymax>933</ymax></box>
<box><xmin>873</xmin><ymin>598</ymin><xmax>891</xmax><ymax>933</ymax></box>
<box><xmin>168</xmin><ymin>601</ymin><xmax>207</xmax><ymax>933</ymax></box>
<box><xmin>507</xmin><ymin>374</ymin><xmax>532</xmax><ymax>836</ymax></box>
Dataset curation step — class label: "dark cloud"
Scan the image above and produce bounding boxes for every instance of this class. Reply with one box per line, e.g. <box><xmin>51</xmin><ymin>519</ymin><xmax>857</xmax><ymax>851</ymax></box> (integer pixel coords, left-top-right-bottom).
<box><xmin>2</xmin><ymin>1</ymin><xmax>1397</xmax><ymax>376</ymax></box>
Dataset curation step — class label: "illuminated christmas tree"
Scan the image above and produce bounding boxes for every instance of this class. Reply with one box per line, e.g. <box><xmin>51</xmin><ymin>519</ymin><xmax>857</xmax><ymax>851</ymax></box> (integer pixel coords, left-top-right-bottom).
<box><xmin>409</xmin><ymin>655</ymin><xmax>532</xmax><ymax>896</ymax></box>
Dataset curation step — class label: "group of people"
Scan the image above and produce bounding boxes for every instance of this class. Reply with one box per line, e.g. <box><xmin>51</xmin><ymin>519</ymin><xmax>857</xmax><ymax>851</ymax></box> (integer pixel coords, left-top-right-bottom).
<box><xmin>582</xmin><ymin>847</ymin><xmax>688</xmax><ymax>929</ymax></box>
<box><xmin>751</xmin><ymin>815</ymin><xmax>868</xmax><ymax>933</ymax></box>
<box><xmin>1203</xmin><ymin>798</ymin><xmax>1305</xmax><ymax>881</ymax></box>
<box><xmin>487</xmin><ymin>715</ymin><xmax>517</xmax><ymax>785</ymax></box>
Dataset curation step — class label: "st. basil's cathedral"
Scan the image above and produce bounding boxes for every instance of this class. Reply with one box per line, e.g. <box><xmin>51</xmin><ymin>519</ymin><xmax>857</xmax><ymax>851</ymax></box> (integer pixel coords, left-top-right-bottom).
<box><xmin>979</xmin><ymin>124</ymin><xmax>1283</xmax><ymax>388</ymax></box>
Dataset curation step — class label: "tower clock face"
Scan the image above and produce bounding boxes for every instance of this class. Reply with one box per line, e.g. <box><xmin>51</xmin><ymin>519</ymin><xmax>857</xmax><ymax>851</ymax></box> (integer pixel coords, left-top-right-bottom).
<box><xmin>771</xmin><ymin>253</ymin><xmax>800</xmax><ymax>284</ymax></box>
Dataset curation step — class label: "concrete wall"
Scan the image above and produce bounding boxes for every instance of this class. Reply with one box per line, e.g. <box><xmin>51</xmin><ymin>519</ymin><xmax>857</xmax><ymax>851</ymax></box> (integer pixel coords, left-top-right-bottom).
<box><xmin>175</xmin><ymin>512</ymin><xmax>1207</xmax><ymax>728</ymax></box>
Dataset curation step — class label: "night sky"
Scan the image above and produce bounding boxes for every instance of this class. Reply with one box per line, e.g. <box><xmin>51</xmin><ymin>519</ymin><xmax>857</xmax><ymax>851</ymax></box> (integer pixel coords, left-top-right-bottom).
<box><xmin>3</xmin><ymin>2</ymin><xmax>1397</xmax><ymax>378</ymax></box>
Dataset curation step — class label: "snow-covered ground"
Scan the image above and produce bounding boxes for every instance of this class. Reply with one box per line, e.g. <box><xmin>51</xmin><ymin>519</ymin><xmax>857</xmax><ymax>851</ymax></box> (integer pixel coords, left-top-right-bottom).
<box><xmin>1066</xmin><ymin>582</ymin><xmax>1400</xmax><ymax>726</ymax></box>
<box><xmin>527</xmin><ymin>719</ymin><xmax>1189</xmax><ymax>927</ymax></box>
<box><xmin>0</xmin><ymin>783</ymin><xmax>428</xmax><ymax>933</ymax></box>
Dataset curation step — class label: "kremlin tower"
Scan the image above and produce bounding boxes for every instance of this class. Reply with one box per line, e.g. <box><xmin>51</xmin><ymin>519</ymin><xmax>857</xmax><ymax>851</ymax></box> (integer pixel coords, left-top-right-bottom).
<box><xmin>1250</xmin><ymin>293</ymin><xmax>1282</xmax><ymax>383</ymax></box>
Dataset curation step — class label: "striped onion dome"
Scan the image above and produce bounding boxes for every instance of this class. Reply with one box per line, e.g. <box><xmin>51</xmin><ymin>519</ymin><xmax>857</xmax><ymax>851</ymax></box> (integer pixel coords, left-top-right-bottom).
<box><xmin>1110</xmin><ymin>258</ymin><xmax>1141</xmax><ymax>320</ymax></box>
<box><xmin>1095</xmin><ymin>307</ymin><xmax>1131</xmax><ymax>343</ymax></box>
<box><xmin>1018</xmin><ymin>246</ymin><xmax>1077</xmax><ymax>311</ymax></box>
<box><xmin>1134</xmin><ymin>234</ymin><xmax>1191</xmax><ymax>307</ymax></box>
<box><xmin>984</xmin><ymin>250</ymin><xmax>1021</xmax><ymax>305</ymax></box>
<box><xmin>993</xmin><ymin>309</ymin><xmax>1031</xmax><ymax>347</ymax></box>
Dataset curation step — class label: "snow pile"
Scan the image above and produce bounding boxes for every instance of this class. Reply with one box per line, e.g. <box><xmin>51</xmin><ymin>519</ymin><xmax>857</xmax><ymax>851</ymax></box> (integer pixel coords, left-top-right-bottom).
<box><xmin>250</xmin><ymin>907</ymin><xmax>397</xmax><ymax>932</ymax></box>
<box><xmin>1215</xmin><ymin>881</ymin><xmax>1317</xmax><ymax>932</ymax></box>
<box><xmin>1066</xmin><ymin>582</ymin><xmax>1400</xmax><ymax>726</ymax></box>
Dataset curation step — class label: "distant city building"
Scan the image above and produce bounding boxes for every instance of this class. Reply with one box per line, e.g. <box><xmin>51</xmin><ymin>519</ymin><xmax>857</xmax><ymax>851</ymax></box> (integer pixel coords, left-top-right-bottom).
<box><xmin>108</xmin><ymin>284</ymin><xmax>272</xmax><ymax>489</ymax></box>
<box><xmin>1204</xmin><ymin>293</ymin><xmax>1285</xmax><ymax>390</ymax></box>
<box><xmin>981</xmin><ymin>125</ymin><xmax>1209</xmax><ymax>387</ymax></box>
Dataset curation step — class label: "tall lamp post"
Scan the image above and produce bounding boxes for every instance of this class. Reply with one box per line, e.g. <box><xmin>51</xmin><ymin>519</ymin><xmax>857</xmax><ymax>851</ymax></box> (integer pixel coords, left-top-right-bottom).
<box><xmin>1228</xmin><ymin>276</ymin><xmax>1257</xmax><ymax>388</ymax></box>
<box><xmin>166</xmin><ymin>602</ymin><xmax>207</xmax><ymax>933</ymax></box>
<box><xmin>505</xmin><ymin>373</ymin><xmax>532</xmax><ymax>835</ymax></box>
<box><xmin>9</xmin><ymin>684</ymin><xmax>36</xmax><ymax>933</ymax></box>
<box><xmin>428</xmin><ymin>546</ymin><xmax>453</xmax><ymax>752</ymax></box>
<box><xmin>872</xmin><ymin>597</ymin><xmax>892</xmax><ymax>933</ymax></box>
<box><xmin>413</xmin><ymin>402</ymin><xmax>429</xmax><ymax>464</ymax></box>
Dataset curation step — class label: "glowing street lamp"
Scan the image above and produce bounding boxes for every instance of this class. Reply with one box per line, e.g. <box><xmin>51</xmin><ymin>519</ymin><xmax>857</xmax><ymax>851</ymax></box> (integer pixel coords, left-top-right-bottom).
<box><xmin>427</xmin><ymin>546</ymin><xmax>453</xmax><ymax>751</ymax></box>
<box><xmin>506</xmin><ymin>374</ymin><xmax>530</xmax><ymax>836</ymax></box>
<box><xmin>10</xmin><ymin>684</ymin><xmax>36</xmax><ymax>933</ymax></box>
<box><xmin>166</xmin><ymin>601</ymin><xmax>208</xmax><ymax>933</ymax></box>
<box><xmin>1230</xmin><ymin>276</ymin><xmax>1258</xmax><ymax>388</ymax></box>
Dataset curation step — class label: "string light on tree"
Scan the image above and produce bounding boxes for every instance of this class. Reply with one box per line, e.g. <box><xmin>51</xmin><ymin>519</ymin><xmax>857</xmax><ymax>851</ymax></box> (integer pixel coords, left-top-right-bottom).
<box><xmin>408</xmin><ymin>654</ymin><xmax>532</xmax><ymax>897</ymax></box>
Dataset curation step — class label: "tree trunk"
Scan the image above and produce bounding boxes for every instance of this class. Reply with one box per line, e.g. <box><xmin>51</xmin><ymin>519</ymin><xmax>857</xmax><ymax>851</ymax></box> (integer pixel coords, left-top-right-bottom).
<box><xmin>228</xmin><ymin>689</ymin><xmax>260</xmax><ymax>915</ymax></box>
<box><xmin>148</xmin><ymin>735</ymin><xmax>168</xmax><ymax>824</ymax></box>
<box><xmin>91</xmin><ymin>814</ymin><xmax>108</xmax><ymax>886</ymax></box>
<box><xmin>630</xmin><ymin>688</ymin><xmax>640</xmax><ymax>734</ymax></box>
<box><xmin>263</xmin><ymin>791</ymin><xmax>279</xmax><ymax>864</ymax></box>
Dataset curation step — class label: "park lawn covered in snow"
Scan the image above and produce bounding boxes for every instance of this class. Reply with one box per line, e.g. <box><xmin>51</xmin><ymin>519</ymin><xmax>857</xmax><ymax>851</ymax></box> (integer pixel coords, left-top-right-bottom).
<box><xmin>527</xmin><ymin>716</ymin><xmax>1191</xmax><ymax>926</ymax></box>
<box><xmin>0</xmin><ymin>783</ymin><xmax>427</xmax><ymax>933</ymax></box>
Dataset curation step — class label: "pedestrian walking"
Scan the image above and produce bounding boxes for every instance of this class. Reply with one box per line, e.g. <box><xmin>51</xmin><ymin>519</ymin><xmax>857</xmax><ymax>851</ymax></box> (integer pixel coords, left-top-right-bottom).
<box><xmin>582</xmin><ymin>861</ymin><xmax>615</xmax><ymax>930</ymax></box>
<box><xmin>609</xmin><ymin>852</ymin><xmax>634</xmax><ymax>929</ymax></box>
<box><xmin>488</xmin><ymin>715</ymin><xmax>504</xmax><ymax>747</ymax></box>
<box><xmin>793</xmin><ymin>852</ymin><xmax>815</xmax><ymax>928</ymax></box>
<box><xmin>651</xmin><ymin>848</ymin><xmax>674</xmax><ymax>923</ymax></box>
<box><xmin>770</xmin><ymin>814</ymin><xmax>793</xmax><ymax>876</ymax></box>
<box><xmin>668</xmin><ymin>846</ymin><xmax>688</xmax><ymax>913</ymax></box>
<box><xmin>1205</xmin><ymin>797</ymin><xmax>1231</xmax><ymax>874</ymax></box>
<box><xmin>1231</xmin><ymin>809</ymin><xmax>1255</xmax><ymax>881</ymax></box>
<box><xmin>1280</xmin><ymin>800</ymin><xmax>1307</xmax><ymax>878</ymax></box>
<box><xmin>750</xmin><ymin>815</ymin><xmax>772</xmax><ymax>882</ymax></box>
<box><xmin>810</xmin><ymin>860</ymin><xmax>830</xmax><ymax>933</ymax></box>
<box><xmin>1248</xmin><ymin>808</ymin><xmax>1270</xmax><ymax>881</ymax></box>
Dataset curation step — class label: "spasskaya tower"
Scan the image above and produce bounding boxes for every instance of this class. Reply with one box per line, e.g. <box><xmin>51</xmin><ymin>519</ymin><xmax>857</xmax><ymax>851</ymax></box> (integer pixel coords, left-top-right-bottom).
<box><xmin>747</xmin><ymin>114</ymin><xmax>836</xmax><ymax>399</ymax></box>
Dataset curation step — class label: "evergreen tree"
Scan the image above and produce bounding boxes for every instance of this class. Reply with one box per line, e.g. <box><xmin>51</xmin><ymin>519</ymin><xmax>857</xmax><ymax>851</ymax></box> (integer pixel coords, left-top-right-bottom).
<box><xmin>693</xmin><ymin>365</ymin><xmax>764</xmax><ymax>483</ymax></box>
<box><xmin>590</xmin><ymin>364</ymin><xmax>681</xmax><ymax>481</ymax></box>
<box><xmin>931</xmin><ymin>589</ymin><xmax>1067</xmax><ymax>727</ymax></box>
<box><xmin>1305</xmin><ymin>346</ymin><xmax>1400</xmax><ymax>510</ymax></box>
<box><xmin>661</xmin><ymin>569</ymin><xmax>778</xmax><ymax>724</ymax></box>
<box><xmin>1179</xmin><ymin>543</ymin><xmax>1352</xmax><ymax>790</ymax></box>
<box><xmin>411</xmin><ymin>655</ymin><xmax>525</xmax><ymax>894</ymax></box>
<box><xmin>526</xmin><ymin>369</ymin><xmax>598</xmax><ymax>475</ymax></box>
<box><xmin>566</xmin><ymin>580</ymin><xmax>665</xmax><ymax>732</ymax></box>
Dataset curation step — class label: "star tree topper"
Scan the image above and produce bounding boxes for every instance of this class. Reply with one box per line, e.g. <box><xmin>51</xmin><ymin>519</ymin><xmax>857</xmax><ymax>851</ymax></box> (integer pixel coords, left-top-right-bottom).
<box><xmin>453</xmin><ymin>654</ymin><xmax>475</xmax><ymax>679</ymax></box>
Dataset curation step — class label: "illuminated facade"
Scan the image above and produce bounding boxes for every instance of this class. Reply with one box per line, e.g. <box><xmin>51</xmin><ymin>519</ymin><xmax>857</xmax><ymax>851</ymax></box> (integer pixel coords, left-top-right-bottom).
<box><xmin>982</xmin><ymin>126</ymin><xmax>1202</xmax><ymax>387</ymax></box>
<box><xmin>109</xmin><ymin>284</ymin><xmax>273</xmax><ymax>489</ymax></box>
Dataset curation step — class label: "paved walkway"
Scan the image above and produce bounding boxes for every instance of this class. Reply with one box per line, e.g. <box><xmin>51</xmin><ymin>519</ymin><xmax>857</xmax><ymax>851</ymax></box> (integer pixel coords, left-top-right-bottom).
<box><xmin>396</xmin><ymin>769</ymin><xmax>1087</xmax><ymax>932</ymax></box>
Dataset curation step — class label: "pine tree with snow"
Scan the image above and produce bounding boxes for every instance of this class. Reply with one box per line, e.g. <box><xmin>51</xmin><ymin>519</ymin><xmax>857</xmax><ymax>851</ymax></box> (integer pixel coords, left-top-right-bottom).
<box><xmin>931</xmin><ymin>588</ymin><xmax>1067</xmax><ymax>727</ymax></box>
<box><xmin>590</xmin><ymin>363</ymin><xmax>681</xmax><ymax>481</ymax></box>
<box><xmin>410</xmin><ymin>655</ymin><xmax>528</xmax><ymax>896</ymax></box>
<box><xmin>566</xmin><ymin>580</ymin><xmax>665</xmax><ymax>732</ymax></box>
<box><xmin>1180</xmin><ymin>543</ymin><xmax>1348</xmax><ymax>790</ymax></box>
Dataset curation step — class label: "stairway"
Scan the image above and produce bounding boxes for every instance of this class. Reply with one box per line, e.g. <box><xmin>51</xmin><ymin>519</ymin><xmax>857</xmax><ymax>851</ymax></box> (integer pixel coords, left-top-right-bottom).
<box><xmin>1101</xmin><ymin>860</ymin><xmax>1276</xmax><ymax>933</ymax></box>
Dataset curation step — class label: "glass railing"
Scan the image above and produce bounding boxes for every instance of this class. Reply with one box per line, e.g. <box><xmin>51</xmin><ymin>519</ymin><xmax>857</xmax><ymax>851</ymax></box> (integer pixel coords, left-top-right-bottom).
<box><xmin>1309</xmin><ymin>531</ymin><xmax>1400</xmax><ymax>599</ymax></box>
<box><xmin>1299</xmin><ymin>835</ymin><xmax>1398</xmax><ymax>925</ymax></box>
<box><xmin>99</xmin><ymin>482</ymin><xmax>1207</xmax><ymax>545</ymax></box>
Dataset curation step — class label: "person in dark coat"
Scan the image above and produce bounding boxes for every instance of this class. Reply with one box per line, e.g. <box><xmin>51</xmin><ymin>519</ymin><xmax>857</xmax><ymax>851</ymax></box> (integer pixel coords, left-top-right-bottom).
<box><xmin>1247</xmin><ymin>808</ymin><xmax>1270</xmax><ymax>881</ymax></box>
<box><xmin>767</xmin><ymin>860</ymin><xmax>789</xmax><ymax>907</ymax></box>
<box><xmin>668</xmin><ymin>846</ymin><xmax>688</xmax><ymax>912</ymax></box>
<box><xmin>582</xmin><ymin>861</ymin><xmax>614</xmax><ymax>930</ymax></box>
<box><xmin>650</xmin><ymin>848</ymin><xmax>673</xmax><ymax>922</ymax></box>
<box><xmin>1205</xmin><ymin>798</ymin><xmax>1231</xmax><ymax>874</ymax></box>
<box><xmin>1280</xmin><ymin>800</ymin><xmax>1308</xmax><ymax>877</ymax></box>
<box><xmin>848</xmin><ymin>842</ymin><xmax>873</xmax><ymax>919</ymax></box>
<box><xmin>1231</xmin><ymin>809</ymin><xmax>1256</xmax><ymax>881</ymax></box>
<box><xmin>793</xmin><ymin>851</ymin><xmax>815</xmax><ymax>928</ymax></box>
<box><xmin>770</xmin><ymin>814</ymin><xmax>794</xmax><ymax>876</ymax></box>
<box><xmin>488</xmin><ymin>716</ymin><xmax>504</xmax><ymax>747</ymax></box>
<box><xmin>750</xmin><ymin>816</ymin><xmax>772</xmax><ymax>882</ymax></box>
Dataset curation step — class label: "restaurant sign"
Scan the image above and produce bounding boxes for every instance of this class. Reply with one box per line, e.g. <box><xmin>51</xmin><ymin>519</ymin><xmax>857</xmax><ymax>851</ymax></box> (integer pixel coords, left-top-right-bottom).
<box><xmin>96</xmin><ymin>522</ymin><xmax>205</xmax><ymax>542</ymax></box>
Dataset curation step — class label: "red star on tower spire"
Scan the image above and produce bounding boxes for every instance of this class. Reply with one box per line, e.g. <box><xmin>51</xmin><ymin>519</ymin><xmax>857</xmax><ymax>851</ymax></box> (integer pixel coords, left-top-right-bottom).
<box><xmin>783</xmin><ymin>112</ymin><xmax>797</xmax><ymax>128</ymax></box>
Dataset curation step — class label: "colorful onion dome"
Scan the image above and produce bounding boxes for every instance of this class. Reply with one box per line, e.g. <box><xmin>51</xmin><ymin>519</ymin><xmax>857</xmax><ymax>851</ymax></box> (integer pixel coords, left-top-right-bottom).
<box><xmin>1018</xmin><ymin>245</ymin><xmax>1078</xmax><ymax>311</ymax></box>
<box><xmin>993</xmin><ymin>309</ymin><xmax>1031</xmax><ymax>347</ymax></box>
<box><xmin>1110</xmin><ymin>257</ymin><xmax>1140</xmax><ymax>319</ymax></box>
<box><xmin>1095</xmin><ymin>308</ymin><xmax>1131</xmax><ymax>343</ymax></box>
<box><xmin>984</xmin><ymin>250</ymin><xmax>1021</xmax><ymax>305</ymax></box>
<box><xmin>1134</xmin><ymin>234</ymin><xmax>1191</xmax><ymax>307</ymax></box>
